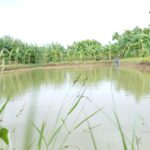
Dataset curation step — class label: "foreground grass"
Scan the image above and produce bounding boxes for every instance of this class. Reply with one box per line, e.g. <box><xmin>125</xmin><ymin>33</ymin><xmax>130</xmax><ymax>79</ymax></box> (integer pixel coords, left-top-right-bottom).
<box><xmin>0</xmin><ymin>72</ymin><xmax>149</xmax><ymax>149</ymax></box>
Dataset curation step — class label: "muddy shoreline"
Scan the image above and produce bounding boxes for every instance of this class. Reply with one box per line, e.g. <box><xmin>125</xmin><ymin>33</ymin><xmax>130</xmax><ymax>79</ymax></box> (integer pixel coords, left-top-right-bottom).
<box><xmin>121</xmin><ymin>62</ymin><xmax>150</xmax><ymax>72</ymax></box>
<box><xmin>0</xmin><ymin>61</ymin><xmax>150</xmax><ymax>74</ymax></box>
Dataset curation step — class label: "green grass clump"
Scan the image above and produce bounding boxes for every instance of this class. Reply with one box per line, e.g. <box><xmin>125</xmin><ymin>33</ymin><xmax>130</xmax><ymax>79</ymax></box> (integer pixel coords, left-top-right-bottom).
<box><xmin>121</xmin><ymin>57</ymin><xmax>150</xmax><ymax>64</ymax></box>
<box><xmin>0</xmin><ymin>97</ymin><xmax>10</xmax><ymax>147</ymax></box>
<box><xmin>141</xmin><ymin>57</ymin><xmax>150</xmax><ymax>63</ymax></box>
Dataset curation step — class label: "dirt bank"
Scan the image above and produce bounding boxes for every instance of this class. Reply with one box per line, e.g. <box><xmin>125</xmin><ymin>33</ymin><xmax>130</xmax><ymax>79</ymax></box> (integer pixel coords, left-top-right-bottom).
<box><xmin>0</xmin><ymin>61</ymin><xmax>111</xmax><ymax>73</ymax></box>
<box><xmin>0</xmin><ymin>61</ymin><xmax>150</xmax><ymax>73</ymax></box>
<box><xmin>121</xmin><ymin>62</ymin><xmax>150</xmax><ymax>72</ymax></box>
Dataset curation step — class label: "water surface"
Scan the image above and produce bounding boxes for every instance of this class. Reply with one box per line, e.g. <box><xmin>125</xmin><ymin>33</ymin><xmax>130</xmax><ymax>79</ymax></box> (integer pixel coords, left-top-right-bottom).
<box><xmin>0</xmin><ymin>66</ymin><xmax>150</xmax><ymax>150</ymax></box>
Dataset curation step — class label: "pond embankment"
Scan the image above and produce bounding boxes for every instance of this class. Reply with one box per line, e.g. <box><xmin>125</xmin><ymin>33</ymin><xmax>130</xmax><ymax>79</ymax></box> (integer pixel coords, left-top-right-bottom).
<box><xmin>121</xmin><ymin>62</ymin><xmax>150</xmax><ymax>72</ymax></box>
<box><xmin>121</xmin><ymin>57</ymin><xmax>150</xmax><ymax>72</ymax></box>
<box><xmin>0</xmin><ymin>57</ymin><xmax>150</xmax><ymax>73</ymax></box>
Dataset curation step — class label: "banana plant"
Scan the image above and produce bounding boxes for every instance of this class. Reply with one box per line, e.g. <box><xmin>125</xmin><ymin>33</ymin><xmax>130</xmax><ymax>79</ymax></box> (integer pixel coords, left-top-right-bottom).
<box><xmin>0</xmin><ymin>48</ymin><xmax>10</xmax><ymax>67</ymax></box>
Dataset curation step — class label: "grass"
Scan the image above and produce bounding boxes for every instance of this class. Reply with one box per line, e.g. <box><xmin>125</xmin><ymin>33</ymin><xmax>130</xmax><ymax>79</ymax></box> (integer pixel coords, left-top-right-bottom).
<box><xmin>0</xmin><ymin>97</ymin><xmax>10</xmax><ymax>146</ymax></box>
<box><xmin>113</xmin><ymin>108</ymin><xmax>128</xmax><ymax>150</ymax></box>
<box><xmin>28</xmin><ymin>74</ymin><xmax>138</xmax><ymax>150</ymax></box>
<box><xmin>0</xmin><ymin>59</ymin><xmax>112</xmax><ymax>72</ymax></box>
<box><xmin>30</xmin><ymin>121</ymin><xmax>48</xmax><ymax>150</ymax></box>
<box><xmin>121</xmin><ymin>57</ymin><xmax>150</xmax><ymax>64</ymax></box>
<box><xmin>86</xmin><ymin>116</ymin><xmax>98</xmax><ymax>150</ymax></box>
<box><xmin>140</xmin><ymin>57</ymin><xmax>150</xmax><ymax>63</ymax></box>
<box><xmin>26</xmin><ymin>76</ymin><xmax>105</xmax><ymax>150</ymax></box>
<box><xmin>0</xmin><ymin>97</ymin><xmax>10</xmax><ymax>114</ymax></box>
<box><xmin>0</xmin><ymin>57</ymin><xmax>150</xmax><ymax>72</ymax></box>
<box><xmin>0</xmin><ymin>57</ymin><xmax>150</xmax><ymax>73</ymax></box>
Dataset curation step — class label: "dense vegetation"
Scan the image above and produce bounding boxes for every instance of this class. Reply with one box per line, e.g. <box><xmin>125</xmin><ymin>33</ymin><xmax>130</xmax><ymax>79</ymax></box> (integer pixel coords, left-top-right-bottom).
<box><xmin>0</xmin><ymin>26</ymin><xmax>150</xmax><ymax>65</ymax></box>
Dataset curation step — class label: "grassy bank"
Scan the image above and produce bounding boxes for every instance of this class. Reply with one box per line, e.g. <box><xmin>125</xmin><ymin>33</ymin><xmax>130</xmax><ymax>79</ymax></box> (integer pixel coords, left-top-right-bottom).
<box><xmin>0</xmin><ymin>57</ymin><xmax>150</xmax><ymax>73</ymax></box>
<box><xmin>0</xmin><ymin>60</ymin><xmax>112</xmax><ymax>72</ymax></box>
<box><xmin>121</xmin><ymin>57</ymin><xmax>150</xmax><ymax>71</ymax></box>
<box><xmin>121</xmin><ymin>57</ymin><xmax>150</xmax><ymax>64</ymax></box>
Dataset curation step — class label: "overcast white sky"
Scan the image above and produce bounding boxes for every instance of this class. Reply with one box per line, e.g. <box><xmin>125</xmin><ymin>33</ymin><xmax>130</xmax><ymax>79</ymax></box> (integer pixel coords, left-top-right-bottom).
<box><xmin>0</xmin><ymin>0</ymin><xmax>149</xmax><ymax>46</ymax></box>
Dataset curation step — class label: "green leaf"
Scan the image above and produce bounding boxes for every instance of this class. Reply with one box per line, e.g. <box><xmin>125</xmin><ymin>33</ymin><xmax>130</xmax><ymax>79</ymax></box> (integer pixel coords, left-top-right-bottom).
<box><xmin>0</xmin><ymin>127</ymin><xmax>9</xmax><ymax>145</ymax></box>
<box><xmin>0</xmin><ymin>97</ymin><xmax>10</xmax><ymax>114</ymax></box>
<box><xmin>30</xmin><ymin>121</ymin><xmax>48</xmax><ymax>150</ymax></box>
<box><xmin>87</xmin><ymin>119</ymin><xmax>97</xmax><ymax>150</ymax></box>
<box><xmin>73</xmin><ymin>107</ymin><xmax>104</xmax><ymax>130</ymax></box>
<box><xmin>113</xmin><ymin>109</ymin><xmax>127</xmax><ymax>150</ymax></box>
<box><xmin>67</xmin><ymin>88</ymin><xmax>86</xmax><ymax>116</ymax></box>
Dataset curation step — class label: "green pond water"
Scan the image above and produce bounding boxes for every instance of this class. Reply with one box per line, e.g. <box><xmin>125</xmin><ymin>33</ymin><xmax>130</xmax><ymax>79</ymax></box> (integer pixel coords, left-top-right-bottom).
<box><xmin>0</xmin><ymin>66</ymin><xmax>150</xmax><ymax>150</ymax></box>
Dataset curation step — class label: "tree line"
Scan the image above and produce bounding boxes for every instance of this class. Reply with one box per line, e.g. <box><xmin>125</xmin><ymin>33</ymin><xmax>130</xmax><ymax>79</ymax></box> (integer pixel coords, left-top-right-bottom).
<box><xmin>0</xmin><ymin>26</ymin><xmax>150</xmax><ymax>65</ymax></box>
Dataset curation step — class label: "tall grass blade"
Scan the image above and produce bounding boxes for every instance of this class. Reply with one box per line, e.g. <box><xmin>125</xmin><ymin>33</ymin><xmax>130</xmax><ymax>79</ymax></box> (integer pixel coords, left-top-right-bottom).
<box><xmin>48</xmin><ymin>125</ymin><xmax>62</xmax><ymax>145</ymax></box>
<box><xmin>135</xmin><ymin>136</ymin><xmax>140</xmax><ymax>150</ymax></box>
<box><xmin>58</xmin><ymin>132</ymin><xmax>71</xmax><ymax>150</ymax></box>
<box><xmin>102</xmin><ymin>111</ymin><xmax>117</xmax><ymax>128</ymax></box>
<box><xmin>67</xmin><ymin>87</ymin><xmax>86</xmax><ymax>116</ymax></box>
<box><xmin>38</xmin><ymin>122</ymin><xmax>46</xmax><ymax>150</ymax></box>
<box><xmin>73</xmin><ymin>107</ymin><xmax>104</xmax><ymax>130</ymax></box>
<box><xmin>87</xmin><ymin>118</ymin><xmax>98</xmax><ymax>150</ymax></box>
<box><xmin>53</xmin><ymin>74</ymin><xmax>81</xmax><ymax>130</ymax></box>
<box><xmin>27</xmin><ymin>137</ymin><xmax>37</xmax><ymax>150</ymax></box>
<box><xmin>0</xmin><ymin>97</ymin><xmax>10</xmax><ymax>114</ymax></box>
<box><xmin>113</xmin><ymin>109</ymin><xmax>127</xmax><ymax>150</ymax></box>
<box><xmin>0</xmin><ymin>97</ymin><xmax>10</xmax><ymax>146</ymax></box>
<box><xmin>51</xmin><ymin>76</ymin><xmax>81</xmax><ymax>142</ymax></box>
<box><xmin>102</xmin><ymin>110</ymin><xmax>132</xmax><ymax>146</ymax></box>
<box><xmin>131</xmin><ymin>120</ymin><xmax>136</xmax><ymax>150</ymax></box>
<box><xmin>30</xmin><ymin>121</ymin><xmax>48</xmax><ymax>150</ymax></box>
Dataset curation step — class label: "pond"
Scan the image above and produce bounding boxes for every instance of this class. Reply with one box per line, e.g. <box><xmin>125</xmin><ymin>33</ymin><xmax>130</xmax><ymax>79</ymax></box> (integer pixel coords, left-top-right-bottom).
<box><xmin>0</xmin><ymin>66</ymin><xmax>150</xmax><ymax>150</ymax></box>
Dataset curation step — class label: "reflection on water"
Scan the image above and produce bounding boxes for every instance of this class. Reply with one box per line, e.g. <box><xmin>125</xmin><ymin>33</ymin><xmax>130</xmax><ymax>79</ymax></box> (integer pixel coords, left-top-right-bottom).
<box><xmin>0</xmin><ymin>67</ymin><xmax>150</xmax><ymax>101</ymax></box>
<box><xmin>0</xmin><ymin>66</ymin><xmax>150</xmax><ymax>150</ymax></box>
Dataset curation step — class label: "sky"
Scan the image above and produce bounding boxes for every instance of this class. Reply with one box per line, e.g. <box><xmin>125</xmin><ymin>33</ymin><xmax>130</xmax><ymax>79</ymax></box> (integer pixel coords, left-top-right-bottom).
<box><xmin>0</xmin><ymin>0</ymin><xmax>149</xmax><ymax>46</ymax></box>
